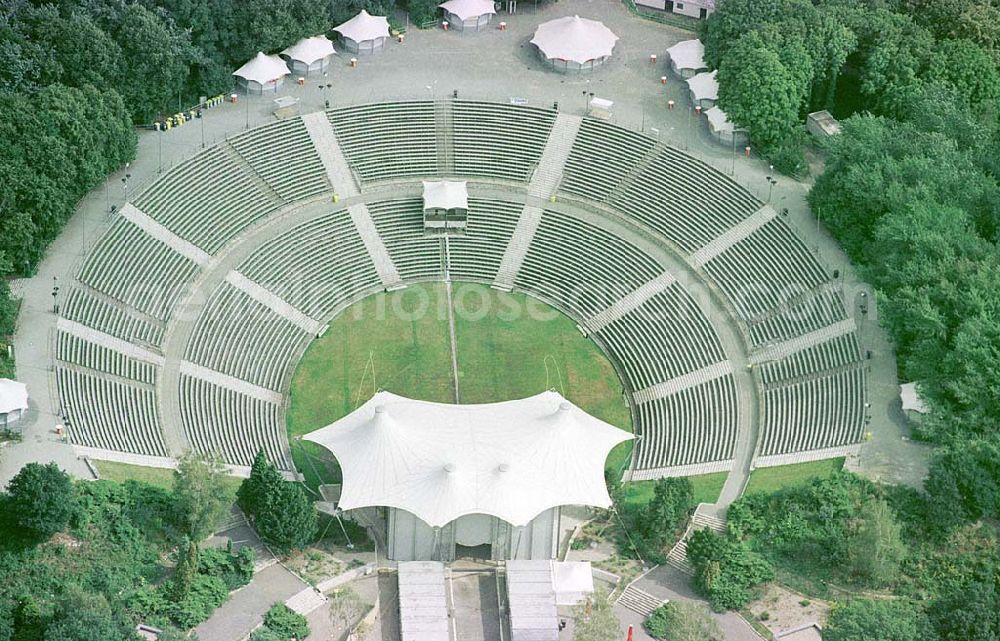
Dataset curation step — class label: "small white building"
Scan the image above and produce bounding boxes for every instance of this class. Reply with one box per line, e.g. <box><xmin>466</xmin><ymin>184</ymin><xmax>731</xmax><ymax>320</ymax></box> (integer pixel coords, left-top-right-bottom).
<box><xmin>334</xmin><ymin>10</ymin><xmax>391</xmax><ymax>55</ymax></box>
<box><xmin>281</xmin><ymin>35</ymin><xmax>337</xmax><ymax>76</ymax></box>
<box><xmin>900</xmin><ymin>382</ymin><xmax>929</xmax><ymax>417</ymax></box>
<box><xmin>665</xmin><ymin>39</ymin><xmax>707</xmax><ymax>78</ymax></box>
<box><xmin>705</xmin><ymin>106</ymin><xmax>748</xmax><ymax>146</ymax></box>
<box><xmin>637</xmin><ymin>0</ymin><xmax>715</xmax><ymax>19</ymax></box>
<box><xmin>304</xmin><ymin>391</ymin><xmax>632</xmax><ymax>562</ymax></box>
<box><xmin>232</xmin><ymin>52</ymin><xmax>290</xmax><ymax>94</ymax></box>
<box><xmin>686</xmin><ymin>69</ymin><xmax>718</xmax><ymax>109</ymax></box>
<box><xmin>423</xmin><ymin>181</ymin><xmax>468</xmax><ymax>234</ymax></box>
<box><xmin>0</xmin><ymin>379</ymin><xmax>28</xmax><ymax>428</ymax></box>
<box><xmin>531</xmin><ymin>15</ymin><xmax>619</xmax><ymax>74</ymax></box>
<box><xmin>807</xmin><ymin>110</ymin><xmax>842</xmax><ymax>138</ymax></box>
<box><xmin>439</xmin><ymin>0</ymin><xmax>496</xmax><ymax>32</ymax></box>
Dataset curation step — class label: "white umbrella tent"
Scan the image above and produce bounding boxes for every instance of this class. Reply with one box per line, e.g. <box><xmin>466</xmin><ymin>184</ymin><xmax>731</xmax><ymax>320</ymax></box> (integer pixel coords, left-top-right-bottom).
<box><xmin>0</xmin><ymin>379</ymin><xmax>28</xmax><ymax>428</ymax></box>
<box><xmin>531</xmin><ymin>15</ymin><xmax>619</xmax><ymax>73</ymax></box>
<box><xmin>304</xmin><ymin>391</ymin><xmax>632</xmax><ymax>561</ymax></box>
<box><xmin>687</xmin><ymin>69</ymin><xmax>719</xmax><ymax>109</ymax></box>
<box><xmin>334</xmin><ymin>10</ymin><xmax>391</xmax><ymax>54</ymax></box>
<box><xmin>439</xmin><ymin>0</ymin><xmax>497</xmax><ymax>32</ymax></box>
<box><xmin>233</xmin><ymin>52</ymin><xmax>290</xmax><ymax>94</ymax></box>
<box><xmin>281</xmin><ymin>35</ymin><xmax>337</xmax><ymax>75</ymax></box>
<box><xmin>666</xmin><ymin>39</ymin><xmax>707</xmax><ymax>78</ymax></box>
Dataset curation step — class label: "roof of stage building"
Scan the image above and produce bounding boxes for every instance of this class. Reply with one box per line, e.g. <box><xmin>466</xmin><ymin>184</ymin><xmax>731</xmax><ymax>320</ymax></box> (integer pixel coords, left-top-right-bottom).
<box><xmin>303</xmin><ymin>390</ymin><xmax>632</xmax><ymax>528</ymax></box>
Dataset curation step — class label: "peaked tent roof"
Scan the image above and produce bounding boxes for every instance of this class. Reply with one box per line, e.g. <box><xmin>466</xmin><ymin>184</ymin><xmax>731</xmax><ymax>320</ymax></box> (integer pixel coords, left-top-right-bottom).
<box><xmin>687</xmin><ymin>69</ymin><xmax>719</xmax><ymax>101</ymax></box>
<box><xmin>334</xmin><ymin>10</ymin><xmax>391</xmax><ymax>43</ymax></box>
<box><xmin>232</xmin><ymin>52</ymin><xmax>290</xmax><ymax>84</ymax></box>
<box><xmin>706</xmin><ymin>106</ymin><xmax>735</xmax><ymax>132</ymax></box>
<box><xmin>666</xmin><ymin>39</ymin><xmax>706</xmax><ymax>71</ymax></box>
<box><xmin>530</xmin><ymin>15</ymin><xmax>619</xmax><ymax>65</ymax></box>
<box><xmin>439</xmin><ymin>0</ymin><xmax>497</xmax><ymax>20</ymax></box>
<box><xmin>0</xmin><ymin>379</ymin><xmax>27</xmax><ymax>414</ymax></box>
<box><xmin>282</xmin><ymin>35</ymin><xmax>337</xmax><ymax>65</ymax></box>
<box><xmin>423</xmin><ymin>180</ymin><xmax>468</xmax><ymax>210</ymax></box>
<box><xmin>303</xmin><ymin>391</ymin><xmax>632</xmax><ymax>527</ymax></box>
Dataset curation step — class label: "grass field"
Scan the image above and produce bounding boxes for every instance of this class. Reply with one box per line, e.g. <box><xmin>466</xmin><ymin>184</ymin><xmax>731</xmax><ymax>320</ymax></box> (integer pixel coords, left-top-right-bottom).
<box><xmin>621</xmin><ymin>472</ymin><xmax>728</xmax><ymax>509</ymax></box>
<box><xmin>744</xmin><ymin>458</ymin><xmax>845</xmax><ymax>495</ymax></box>
<box><xmin>94</xmin><ymin>460</ymin><xmax>243</xmax><ymax>495</ymax></box>
<box><xmin>287</xmin><ymin>282</ymin><xmax>633</xmax><ymax>488</ymax></box>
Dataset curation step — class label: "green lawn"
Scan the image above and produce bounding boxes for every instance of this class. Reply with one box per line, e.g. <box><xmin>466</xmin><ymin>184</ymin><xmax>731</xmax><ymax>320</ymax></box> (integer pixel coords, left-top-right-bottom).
<box><xmin>94</xmin><ymin>460</ymin><xmax>243</xmax><ymax>495</ymax></box>
<box><xmin>744</xmin><ymin>457</ymin><xmax>845</xmax><ymax>495</ymax></box>
<box><xmin>286</xmin><ymin>282</ymin><xmax>633</xmax><ymax>486</ymax></box>
<box><xmin>622</xmin><ymin>472</ymin><xmax>728</xmax><ymax>510</ymax></box>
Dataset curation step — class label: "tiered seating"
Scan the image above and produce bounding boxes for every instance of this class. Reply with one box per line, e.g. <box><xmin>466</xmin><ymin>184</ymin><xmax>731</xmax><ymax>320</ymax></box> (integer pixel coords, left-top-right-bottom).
<box><xmin>76</xmin><ymin>218</ymin><xmax>200</xmax><ymax>322</ymax></box>
<box><xmin>62</xmin><ymin>288</ymin><xmax>164</xmax><ymax>346</ymax></box>
<box><xmin>634</xmin><ymin>376</ymin><xmax>738</xmax><ymax>469</ymax></box>
<box><xmin>133</xmin><ymin>144</ymin><xmax>279</xmax><ymax>254</ymax></box>
<box><xmin>516</xmin><ymin>211</ymin><xmax>661</xmax><ymax>319</ymax></box>
<box><xmin>185</xmin><ymin>283</ymin><xmax>310</xmax><ymax>391</ymax></box>
<box><xmin>447</xmin><ymin>198</ymin><xmax>521</xmax><ymax>282</ymax></box>
<box><xmin>179</xmin><ymin>375</ymin><xmax>290</xmax><ymax>468</ymax></box>
<box><xmin>56</xmin><ymin>368</ymin><xmax>167</xmax><ymax>456</ymax></box>
<box><xmin>560</xmin><ymin>118</ymin><xmax>656</xmax><ymax>202</ymax></box>
<box><xmin>56</xmin><ymin>333</ymin><xmax>158</xmax><ymax>385</ymax></box>
<box><xmin>328</xmin><ymin>102</ymin><xmax>437</xmax><ymax>182</ymax></box>
<box><xmin>229</xmin><ymin>117</ymin><xmax>330</xmax><ymax>201</ymax></box>
<box><xmin>238</xmin><ymin>208</ymin><xmax>381</xmax><ymax>320</ymax></box>
<box><xmin>748</xmin><ymin>287</ymin><xmax>848</xmax><ymax>347</ymax></box>
<box><xmin>758</xmin><ymin>333</ymin><xmax>861</xmax><ymax>386</ymax></box>
<box><xmin>367</xmin><ymin>199</ymin><xmax>444</xmax><ymax>282</ymax></box>
<box><xmin>451</xmin><ymin>101</ymin><xmax>556</xmax><ymax>182</ymax></box>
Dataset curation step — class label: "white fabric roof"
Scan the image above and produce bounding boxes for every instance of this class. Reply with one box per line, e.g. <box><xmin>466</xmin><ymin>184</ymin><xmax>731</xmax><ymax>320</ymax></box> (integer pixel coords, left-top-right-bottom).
<box><xmin>281</xmin><ymin>35</ymin><xmax>336</xmax><ymax>65</ymax></box>
<box><xmin>900</xmin><ymin>383</ymin><xmax>929</xmax><ymax>414</ymax></box>
<box><xmin>552</xmin><ymin>561</ymin><xmax>594</xmax><ymax>605</ymax></box>
<box><xmin>439</xmin><ymin>0</ymin><xmax>496</xmax><ymax>20</ymax></box>
<box><xmin>0</xmin><ymin>379</ymin><xmax>27</xmax><ymax>414</ymax></box>
<box><xmin>666</xmin><ymin>39</ymin><xmax>705</xmax><ymax>71</ymax></box>
<box><xmin>423</xmin><ymin>180</ymin><xmax>468</xmax><ymax>210</ymax></box>
<box><xmin>304</xmin><ymin>391</ymin><xmax>632</xmax><ymax>527</ymax></box>
<box><xmin>232</xmin><ymin>52</ymin><xmax>290</xmax><ymax>84</ymax></box>
<box><xmin>706</xmin><ymin>106</ymin><xmax>734</xmax><ymax>132</ymax></box>
<box><xmin>687</xmin><ymin>69</ymin><xmax>719</xmax><ymax>101</ymax></box>
<box><xmin>531</xmin><ymin>15</ymin><xmax>619</xmax><ymax>64</ymax></box>
<box><xmin>334</xmin><ymin>10</ymin><xmax>390</xmax><ymax>43</ymax></box>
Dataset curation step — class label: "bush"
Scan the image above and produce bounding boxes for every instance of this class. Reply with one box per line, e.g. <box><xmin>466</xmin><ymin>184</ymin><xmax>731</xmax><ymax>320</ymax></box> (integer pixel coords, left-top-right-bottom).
<box><xmin>259</xmin><ymin>603</ymin><xmax>310</xmax><ymax>641</ymax></box>
<box><xmin>645</xmin><ymin>602</ymin><xmax>722</xmax><ymax>641</ymax></box>
<box><xmin>686</xmin><ymin>530</ymin><xmax>773</xmax><ymax>611</ymax></box>
<box><xmin>199</xmin><ymin>544</ymin><xmax>255</xmax><ymax>591</ymax></box>
<box><xmin>766</xmin><ymin>132</ymin><xmax>809</xmax><ymax>178</ymax></box>
<box><xmin>7</xmin><ymin>462</ymin><xmax>75</xmax><ymax>538</ymax></box>
<box><xmin>169</xmin><ymin>575</ymin><xmax>228</xmax><ymax>629</ymax></box>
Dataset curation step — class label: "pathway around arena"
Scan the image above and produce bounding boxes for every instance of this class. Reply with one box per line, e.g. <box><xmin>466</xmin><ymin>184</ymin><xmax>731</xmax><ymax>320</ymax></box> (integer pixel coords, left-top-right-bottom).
<box><xmin>2</xmin><ymin>0</ymin><xmax>926</xmax><ymax>493</ymax></box>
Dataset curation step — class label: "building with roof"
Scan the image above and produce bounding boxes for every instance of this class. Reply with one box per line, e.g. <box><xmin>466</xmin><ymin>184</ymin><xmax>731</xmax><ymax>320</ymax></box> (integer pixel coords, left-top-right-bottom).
<box><xmin>304</xmin><ymin>391</ymin><xmax>631</xmax><ymax>562</ymax></box>
<box><xmin>665</xmin><ymin>39</ymin><xmax>707</xmax><ymax>78</ymax></box>
<box><xmin>232</xmin><ymin>52</ymin><xmax>290</xmax><ymax>94</ymax></box>
<box><xmin>686</xmin><ymin>69</ymin><xmax>718</xmax><ymax>109</ymax></box>
<box><xmin>807</xmin><ymin>110</ymin><xmax>842</xmax><ymax>138</ymax></box>
<box><xmin>281</xmin><ymin>35</ymin><xmax>337</xmax><ymax>76</ymax></box>
<box><xmin>705</xmin><ymin>106</ymin><xmax>748</xmax><ymax>146</ymax></box>
<box><xmin>636</xmin><ymin>0</ymin><xmax>715</xmax><ymax>19</ymax></box>
<box><xmin>423</xmin><ymin>180</ymin><xmax>468</xmax><ymax>234</ymax></box>
<box><xmin>530</xmin><ymin>16</ymin><xmax>619</xmax><ymax>73</ymax></box>
<box><xmin>439</xmin><ymin>0</ymin><xmax>496</xmax><ymax>32</ymax></box>
<box><xmin>0</xmin><ymin>379</ymin><xmax>28</xmax><ymax>428</ymax></box>
<box><xmin>334</xmin><ymin>10</ymin><xmax>391</xmax><ymax>54</ymax></box>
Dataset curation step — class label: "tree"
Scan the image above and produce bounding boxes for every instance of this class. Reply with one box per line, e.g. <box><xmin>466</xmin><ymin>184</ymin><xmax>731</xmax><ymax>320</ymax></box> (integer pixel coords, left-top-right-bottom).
<box><xmin>645</xmin><ymin>602</ymin><xmax>722</xmax><ymax>641</ymax></box>
<box><xmin>238</xmin><ymin>449</ymin><xmax>283</xmax><ymax>516</ymax></box>
<box><xmin>824</xmin><ymin>599</ymin><xmax>931</xmax><ymax>641</ymax></box>
<box><xmin>260</xmin><ymin>603</ymin><xmax>310</xmax><ymax>640</ymax></box>
<box><xmin>254</xmin><ymin>481</ymin><xmax>317</xmax><ymax>554</ymax></box>
<box><xmin>686</xmin><ymin>530</ymin><xmax>773</xmax><ymax>611</ymax></box>
<box><xmin>847</xmin><ymin>499</ymin><xmax>906</xmax><ymax>587</ymax></box>
<box><xmin>572</xmin><ymin>593</ymin><xmax>620</xmax><ymax>641</ymax></box>
<box><xmin>6</xmin><ymin>462</ymin><xmax>75</xmax><ymax>538</ymax></box>
<box><xmin>634</xmin><ymin>477</ymin><xmax>694</xmax><ymax>556</ymax></box>
<box><xmin>170</xmin><ymin>537</ymin><xmax>200</xmax><ymax>602</ymax></box>
<box><xmin>42</xmin><ymin>589</ymin><xmax>138</xmax><ymax>641</ymax></box>
<box><xmin>928</xmin><ymin>580</ymin><xmax>1000</xmax><ymax>641</ymax></box>
<box><xmin>173</xmin><ymin>451</ymin><xmax>232</xmax><ymax>541</ymax></box>
<box><xmin>925</xmin><ymin>38</ymin><xmax>1000</xmax><ymax>117</ymax></box>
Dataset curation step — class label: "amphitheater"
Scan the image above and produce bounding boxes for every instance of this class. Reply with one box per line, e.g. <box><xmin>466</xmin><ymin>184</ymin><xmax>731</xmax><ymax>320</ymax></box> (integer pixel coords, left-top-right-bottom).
<box><xmin>54</xmin><ymin>99</ymin><xmax>867</xmax><ymax>484</ymax></box>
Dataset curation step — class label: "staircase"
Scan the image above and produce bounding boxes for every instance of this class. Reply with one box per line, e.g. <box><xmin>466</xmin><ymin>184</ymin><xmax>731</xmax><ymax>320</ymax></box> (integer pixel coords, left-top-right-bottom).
<box><xmin>435</xmin><ymin>101</ymin><xmax>455</xmax><ymax>175</ymax></box>
<box><xmin>285</xmin><ymin>587</ymin><xmax>328</xmax><ymax>615</ymax></box>
<box><xmin>527</xmin><ymin>113</ymin><xmax>582</xmax><ymax>198</ymax></box>
<box><xmin>665</xmin><ymin>533</ymin><xmax>693</xmax><ymax>575</ymax></box>
<box><xmin>692</xmin><ymin>509</ymin><xmax>727</xmax><ymax>534</ymax></box>
<box><xmin>221</xmin><ymin>143</ymin><xmax>284</xmax><ymax>205</ymax></box>
<box><xmin>616</xmin><ymin>584</ymin><xmax>667</xmax><ymax>618</ymax></box>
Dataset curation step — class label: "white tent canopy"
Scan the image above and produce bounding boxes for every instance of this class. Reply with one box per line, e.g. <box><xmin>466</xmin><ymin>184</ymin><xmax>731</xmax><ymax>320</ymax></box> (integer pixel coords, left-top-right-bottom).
<box><xmin>900</xmin><ymin>383</ymin><xmax>929</xmax><ymax>414</ymax></box>
<box><xmin>439</xmin><ymin>0</ymin><xmax>496</xmax><ymax>21</ymax></box>
<box><xmin>281</xmin><ymin>35</ymin><xmax>336</xmax><ymax>65</ymax></box>
<box><xmin>666</xmin><ymin>39</ymin><xmax>705</xmax><ymax>72</ymax></box>
<box><xmin>334</xmin><ymin>10</ymin><xmax>391</xmax><ymax>43</ymax></box>
<box><xmin>232</xmin><ymin>52</ymin><xmax>290</xmax><ymax>85</ymax></box>
<box><xmin>0</xmin><ymin>379</ymin><xmax>27</xmax><ymax>414</ymax></box>
<box><xmin>423</xmin><ymin>181</ymin><xmax>468</xmax><ymax>210</ymax></box>
<box><xmin>705</xmin><ymin>106</ymin><xmax>734</xmax><ymax>132</ymax></box>
<box><xmin>304</xmin><ymin>391</ymin><xmax>632</xmax><ymax>528</ymax></box>
<box><xmin>687</xmin><ymin>70</ymin><xmax>718</xmax><ymax>101</ymax></box>
<box><xmin>531</xmin><ymin>15</ymin><xmax>619</xmax><ymax>65</ymax></box>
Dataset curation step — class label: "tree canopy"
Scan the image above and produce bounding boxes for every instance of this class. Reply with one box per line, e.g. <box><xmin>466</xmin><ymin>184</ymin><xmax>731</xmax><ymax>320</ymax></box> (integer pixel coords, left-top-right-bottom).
<box><xmin>6</xmin><ymin>462</ymin><xmax>75</xmax><ymax>539</ymax></box>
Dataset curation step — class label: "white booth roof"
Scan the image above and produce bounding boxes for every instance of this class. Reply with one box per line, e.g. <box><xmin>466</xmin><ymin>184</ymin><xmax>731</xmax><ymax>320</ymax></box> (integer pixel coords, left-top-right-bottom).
<box><xmin>706</xmin><ymin>106</ymin><xmax>734</xmax><ymax>132</ymax></box>
<box><xmin>423</xmin><ymin>180</ymin><xmax>468</xmax><ymax>210</ymax></box>
<box><xmin>232</xmin><ymin>52</ymin><xmax>290</xmax><ymax>84</ymax></box>
<box><xmin>900</xmin><ymin>383</ymin><xmax>929</xmax><ymax>414</ymax></box>
<box><xmin>334</xmin><ymin>10</ymin><xmax>390</xmax><ymax>43</ymax></box>
<box><xmin>0</xmin><ymin>379</ymin><xmax>27</xmax><ymax>414</ymax></box>
<box><xmin>666</xmin><ymin>39</ymin><xmax>705</xmax><ymax>70</ymax></box>
<box><xmin>304</xmin><ymin>391</ymin><xmax>632</xmax><ymax>528</ymax></box>
<box><xmin>439</xmin><ymin>0</ymin><xmax>497</xmax><ymax>20</ymax></box>
<box><xmin>687</xmin><ymin>70</ymin><xmax>719</xmax><ymax>101</ymax></box>
<box><xmin>530</xmin><ymin>15</ymin><xmax>619</xmax><ymax>65</ymax></box>
<box><xmin>282</xmin><ymin>35</ymin><xmax>337</xmax><ymax>65</ymax></box>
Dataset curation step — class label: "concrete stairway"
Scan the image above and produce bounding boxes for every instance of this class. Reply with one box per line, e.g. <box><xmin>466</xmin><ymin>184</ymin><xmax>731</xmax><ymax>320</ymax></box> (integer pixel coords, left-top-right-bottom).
<box><xmin>616</xmin><ymin>584</ymin><xmax>667</xmax><ymax>618</ymax></box>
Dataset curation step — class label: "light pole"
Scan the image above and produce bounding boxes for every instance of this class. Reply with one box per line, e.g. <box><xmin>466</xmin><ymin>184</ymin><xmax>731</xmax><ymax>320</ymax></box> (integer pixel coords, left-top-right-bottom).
<box><xmin>765</xmin><ymin>173</ymin><xmax>777</xmax><ymax>203</ymax></box>
<box><xmin>200</xmin><ymin>102</ymin><xmax>206</xmax><ymax>148</ymax></box>
<box><xmin>121</xmin><ymin>172</ymin><xmax>131</xmax><ymax>202</ymax></box>
<box><xmin>158</xmin><ymin>126</ymin><xmax>163</xmax><ymax>173</ymax></box>
<box><xmin>51</xmin><ymin>276</ymin><xmax>59</xmax><ymax>314</ymax></box>
<box><xmin>245</xmin><ymin>89</ymin><xmax>250</xmax><ymax>130</ymax></box>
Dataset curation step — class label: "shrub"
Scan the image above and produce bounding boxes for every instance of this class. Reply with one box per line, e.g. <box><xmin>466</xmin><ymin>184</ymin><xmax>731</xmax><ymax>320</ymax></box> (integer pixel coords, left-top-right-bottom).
<box><xmin>199</xmin><ymin>544</ymin><xmax>255</xmax><ymax>590</ymax></box>
<box><xmin>259</xmin><ymin>603</ymin><xmax>310</xmax><ymax>641</ymax></box>
<box><xmin>686</xmin><ymin>530</ymin><xmax>773</xmax><ymax>611</ymax></box>
<box><xmin>169</xmin><ymin>575</ymin><xmax>228</xmax><ymax>629</ymax></box>
<box><xmin>7</xmin><ymin>462</ymin><xmax>75</xmax><ymax>538</ymax></box>
<box><xmin>644</xmin><ymin>601</ymin><xmax>722</xmax><ymax>641</ymax></box>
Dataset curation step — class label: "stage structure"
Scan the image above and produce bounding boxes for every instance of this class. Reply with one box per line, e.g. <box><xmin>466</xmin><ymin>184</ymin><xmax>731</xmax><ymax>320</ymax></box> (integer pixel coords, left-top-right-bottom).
<box><xmin>304</xmin><ymin>391</ymin><xmax>632</xmax><ymax>562</ymax></box>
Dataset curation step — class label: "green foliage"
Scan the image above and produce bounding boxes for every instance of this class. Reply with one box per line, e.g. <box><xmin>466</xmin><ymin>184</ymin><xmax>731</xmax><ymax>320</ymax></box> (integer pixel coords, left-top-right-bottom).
<box><xmin>924</xmin><ymin>438</ymin><xmax>1000</xmax><ymax>530</ymax></box>
<box><xmin>168</xmin><ymin>574</ymin><xmax>229</xmax><ymax>629</ymax></box>
<box><xmin>239</xmin><ymin>452</ymin><xmax>317</xmax><ymax>554</ymax></box>
<box><xmin>199</xmin><ymin>544</ymin><xmax>255</xmax><ymax>591</ymax></box>
<box><xmin>6</xmin><ymin>462</ymin><xmax>75</xmax><ymax>539</ymax></box>
<box><xmin>238</xmin><ymin>450</ymin><xmax>283</xmax><ymax>516</ymax></box>
<box><xmin>846</xmin><ymin>499</ymin><xmax>906</xmax><ymax>587</ymax></box>
<box><xmin>258</xmin><ymin>603</ymin><xmax>310</xmax><ymax>641</ymax></box>
<box><xmin>645</xmin><ymin>601</ymin><xmax>722</xmax><ymax>641</ymax></box>
<box><xmin>250</xmin><ymin>629</ymin><xmax>285</xmax><ymax>641</ymax></box>
<box><xmin>627</xmin><ymin>477</ymin><xmax>694</xmax><ymax>561</ymax></box>
<box><xmin>927</xmin><ymin>578</ymin><xmax>1000</xmax><ymax>641</ymax></box>
<box><xmin>172</xmin><ymin>451</ymin><xmax>233</xmax><ymax>541</ymax></box>
<box><xmin>170</xmin><ymin>538</ymin><xmax>199</xmax><ymax>602</ymax></box>
<box><xmin>42</xmin><ymin>589</ymin><xmax>138</xmax><ymax>641</ymax></box>
<box><xmin>572</xmin><ymin>594</ymin><xmax>620</xmax><ymax>641</ymax></box>
<box><xmin>404</xmin><ymin>0</ymin><xmax>440</xmax><ymax>27</ymax></box>
<box><xmin>824</xmin><ymin>599</ymin><xmax>931</xmax><ymax>641</ymax></box>
<box><xmin>686</xmin><ymin>529</ymin><xmax>773</xmax><ymax>610</ymax></box>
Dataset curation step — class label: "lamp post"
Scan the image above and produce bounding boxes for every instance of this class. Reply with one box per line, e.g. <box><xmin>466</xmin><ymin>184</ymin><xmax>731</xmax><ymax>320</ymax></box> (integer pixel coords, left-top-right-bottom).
<box><xmin>765</xmin><ymin>170</ymin><xmax>777</xmax><ymax>203</ymax></box>
<box><xmin>51</xmin><ymin>276</ymin><xmax>59</xmax><ymax>314</ymax></box>
<box><xmin>121</xmin><ymin>172</ymin><xmax>131</xmax><ymax>203</ymax></box>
